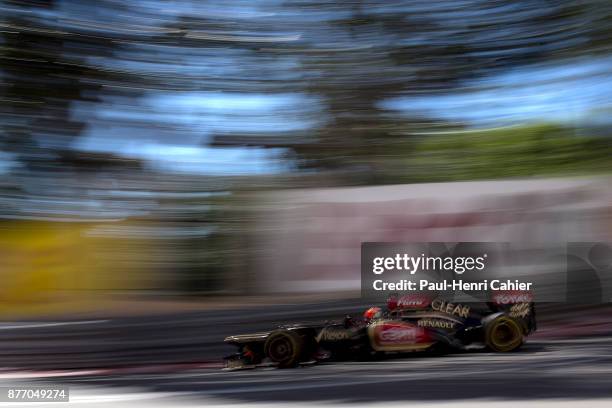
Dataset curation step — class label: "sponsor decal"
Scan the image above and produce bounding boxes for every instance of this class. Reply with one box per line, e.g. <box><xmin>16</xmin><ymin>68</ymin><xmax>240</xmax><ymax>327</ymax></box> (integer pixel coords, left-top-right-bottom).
<box><xmin>417</xmin><ymin>318</ymin><xmax>456</xmax><ymax>329</ymax></box>
<box><xmin>395</xmin><ymin>294</ymin><xmax>431</xmax><ymax>309</ymax></box>
<box><xmin>317</xmin><ymin>327</ymin><xmax>352</xmax><ymax>342</ymax></box>
<box><xmin>430</xmin><ymin>299</ymin><xmax>470</xmax><ymax>318</ymax></box>
<box><xmin>406</xmin><ymin>312</ymin><xmax>463</xmax><ymax>324</ymax></box>
<box><xmin>374</xmin><ymin>322</ymin><xmax>426</xmax><ymax>346</ymax></box>
<box><xmin>509</xmin><ymin>302</ymin><xmax>531</xmax><ymax>318</ymax></box>
<box><xmin>492</xmin><ymin>290</ymin><xmax>533</xmax><ymax>305</ymax></box>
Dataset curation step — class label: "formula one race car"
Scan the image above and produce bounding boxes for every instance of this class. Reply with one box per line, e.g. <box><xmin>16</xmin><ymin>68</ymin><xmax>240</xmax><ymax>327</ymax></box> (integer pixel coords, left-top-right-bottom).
<box><xmin>224</xmin><ymin>291</ymin><xmax>536</xmax><ymax>369</ymax></box>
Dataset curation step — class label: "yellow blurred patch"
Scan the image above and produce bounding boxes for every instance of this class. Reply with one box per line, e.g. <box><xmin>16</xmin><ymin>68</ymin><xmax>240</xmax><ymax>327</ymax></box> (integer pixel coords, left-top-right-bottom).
<box><xmin>0</xmin><ymin>220</ymin><xmax>154</xmax><ymax>317</ymax></box>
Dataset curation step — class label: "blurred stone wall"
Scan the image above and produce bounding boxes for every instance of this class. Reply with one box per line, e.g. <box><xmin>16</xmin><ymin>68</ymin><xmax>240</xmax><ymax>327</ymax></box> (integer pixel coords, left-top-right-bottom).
<box><xmin>252</xmin><ymin>177</ymin><xmax>612</xmax><ymax>294</ymax></box>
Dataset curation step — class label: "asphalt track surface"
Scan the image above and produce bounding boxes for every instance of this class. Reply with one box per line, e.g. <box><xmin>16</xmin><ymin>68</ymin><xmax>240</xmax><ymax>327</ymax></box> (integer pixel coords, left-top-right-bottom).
<box><xmin>32</xmin><ymin>336</ymin><xmax>609</xmax><ymax>404</ymax></box>
<box><xmin>0</xmin><ymin>301</ymin><xmax>611</xmax><ymax>404</ymax></box>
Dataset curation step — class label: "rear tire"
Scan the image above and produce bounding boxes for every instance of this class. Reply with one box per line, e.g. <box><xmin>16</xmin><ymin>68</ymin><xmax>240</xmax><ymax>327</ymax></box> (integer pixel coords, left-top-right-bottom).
<box><xmin>484</xmin><ymin>315</ymin><xmax>523</xmax><ymax>352</ymax></box>
<box><xmin>264</xmin><ymin>330</ymin><xmax>305</xmax><ymax>368</ymax></box>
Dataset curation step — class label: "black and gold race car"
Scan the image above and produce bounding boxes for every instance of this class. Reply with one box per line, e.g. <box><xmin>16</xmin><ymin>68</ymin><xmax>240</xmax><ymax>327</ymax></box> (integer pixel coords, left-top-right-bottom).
<box><xmin>224</xmin><ymin>292</ymin><xmax>536</xmax><ymax>369</ymax></box>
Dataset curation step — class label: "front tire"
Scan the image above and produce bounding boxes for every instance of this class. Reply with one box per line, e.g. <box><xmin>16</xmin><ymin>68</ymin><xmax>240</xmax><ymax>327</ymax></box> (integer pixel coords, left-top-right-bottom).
<box><xmin>264</xmin><ymin>330</ymin><xmax>305</xmax><ymax>368</ymax></box>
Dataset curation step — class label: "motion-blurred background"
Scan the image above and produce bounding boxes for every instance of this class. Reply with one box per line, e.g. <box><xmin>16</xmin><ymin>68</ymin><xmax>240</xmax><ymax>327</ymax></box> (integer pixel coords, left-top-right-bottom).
<box><xmin>1</xmin><ymin>1</ymin><xmax>612</xmax><ymax>405</ymax></box>
<box><xmin>2</xmin><ymin>0</ymin><xmax>612</xmax><ymax>313</ymax></box>
<box><xmin>2</xmin><ymin>0</ymin><xmax>612</xmax><ymax>362</ymax></box>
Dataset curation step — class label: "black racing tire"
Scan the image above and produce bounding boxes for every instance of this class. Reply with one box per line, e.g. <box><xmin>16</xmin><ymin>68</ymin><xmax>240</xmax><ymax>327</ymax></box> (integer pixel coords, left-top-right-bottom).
<box><xmin>484</xmin><ymin>315</ymin><xmax>524</xmax><ymax>352</ymax></box>
<box><xmin>264</xmin><ymin>330</ymin><xmax>305</xmax><ymax>368</ymax></box>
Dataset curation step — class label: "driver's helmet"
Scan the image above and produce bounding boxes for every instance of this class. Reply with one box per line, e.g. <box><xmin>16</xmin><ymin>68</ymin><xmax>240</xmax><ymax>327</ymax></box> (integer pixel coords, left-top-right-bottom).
<box><xmin>363</xmin><ymin>306</ymin><xmax>382</xmax><ymax>322</ymax></box>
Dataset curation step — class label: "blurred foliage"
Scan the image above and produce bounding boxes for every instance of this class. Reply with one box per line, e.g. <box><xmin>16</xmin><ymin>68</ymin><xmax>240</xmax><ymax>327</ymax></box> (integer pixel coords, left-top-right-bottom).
<box><xmin>2</xmin><ymin>1</ymin><xmax>612</xmax><ymax>295</ymax></box>
<box><xmin>2</xmin><ymin>0</ymin><xmax>612</xmax><ymax>174</ymax></box>
<box><xmin>390</xmin><ymin>124</ymin><xmax>612</xmax><ymax>183</ymax></box>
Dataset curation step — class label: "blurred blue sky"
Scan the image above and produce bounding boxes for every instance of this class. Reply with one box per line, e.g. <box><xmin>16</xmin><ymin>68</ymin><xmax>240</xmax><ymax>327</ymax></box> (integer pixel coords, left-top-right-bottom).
<box><xmin>2</xmin><ymin>0</ymin><xmax>611</xmax><ymax>176</ymax></box>
<box><xmin>382</xmin><ymin>56</ymin><xmax>612</xmax><ymax>128</ymax></box>
<box><xmin>71</xmin><ymin>53</ymin><xmax>612</xmax><ymax>175</ymax></box>
<box><xmin>71</xmin><ymin>92</ymin><xmax>323</xmax><ymax>175</ymax></box>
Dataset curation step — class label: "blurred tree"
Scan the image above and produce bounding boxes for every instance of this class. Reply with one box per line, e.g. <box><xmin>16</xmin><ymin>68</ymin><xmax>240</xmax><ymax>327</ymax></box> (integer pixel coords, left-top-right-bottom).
<box><xmin>1</xmin><ymin>0</ymin><xmax>612</xmax><ymax>295</ymax></box>
<box><xmin>2</xmin><ymin>0</ymin><xmax>91</xmax><ymax>167</ymax></box>
<box><xmin>401</xmin><ymin>124</ymin><xmax>612</xmax><ymax>182</ymax></box>
<box><xmin>157</xmin><ymin>1</ymin><xmax>611</xmax><ymax>183</ymax></box>
<box><xmin>2</xmin><ymin>0</ymin><xmax>611</xmax><ymax>179</ymax></box>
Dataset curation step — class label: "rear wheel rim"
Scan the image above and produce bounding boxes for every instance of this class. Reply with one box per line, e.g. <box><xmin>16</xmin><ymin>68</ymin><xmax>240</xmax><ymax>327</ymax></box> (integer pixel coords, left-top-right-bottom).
<box><xmin>491</xmin><ymin>319</ymin><xmax>521</xmax><ymax>350</ymax></box>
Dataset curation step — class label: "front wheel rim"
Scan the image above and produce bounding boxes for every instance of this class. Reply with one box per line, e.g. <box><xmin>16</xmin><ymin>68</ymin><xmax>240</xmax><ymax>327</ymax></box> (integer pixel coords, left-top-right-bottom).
<box><xmin>268</xmin><ymin>337</ymin><xmax>293</xmax><ymax>362</ymax></box>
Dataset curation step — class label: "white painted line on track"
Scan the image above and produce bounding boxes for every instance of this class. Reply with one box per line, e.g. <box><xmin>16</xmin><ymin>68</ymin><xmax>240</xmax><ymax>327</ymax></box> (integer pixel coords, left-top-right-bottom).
<box><xmin>0</xmin><ymin>370</ymin><xmax>108</xmax><ymax>379</ymax></box>
<box><xmin>0</xmin><ymin>320</ymin><xmax>109</xmax><ymax>330</ymax></box>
